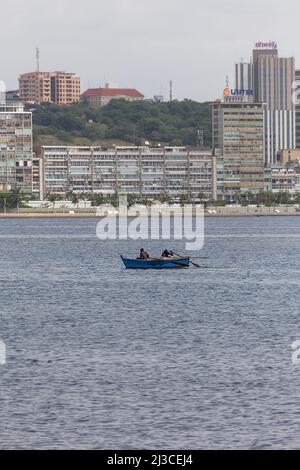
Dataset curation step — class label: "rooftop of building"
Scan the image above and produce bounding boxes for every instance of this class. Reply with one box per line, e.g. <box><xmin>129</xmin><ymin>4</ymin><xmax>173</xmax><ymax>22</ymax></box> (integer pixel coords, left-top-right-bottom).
<box><xmin>41</xmin><ymin>145</ymin><xmax>212</xmax><ymax>153</ymax></box>
<box><xmin>19</xmin><ymin>71</ymin><xmax>79</xmax><ymax>77</ymax></box>
<box><xmin>0</xmin><ymin>103</ymin><xmax>27</xmax><ymax>112</ymax></box>
<box><xmin>211</xmin><ymin>100</ymin><xmax>264</xmax><ymax>108</ymax></box>
<box><xmin>81</xmin><ymin>88</ymin><xmax>144</xmax><ymax>98</ymax></box>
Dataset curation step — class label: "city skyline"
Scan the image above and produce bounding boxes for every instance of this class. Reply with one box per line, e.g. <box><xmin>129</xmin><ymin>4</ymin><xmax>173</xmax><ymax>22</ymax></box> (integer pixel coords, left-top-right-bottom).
<box><xmin>1</xmin><ymin>0</ymin><xmax>300</xmax><ymax>102</ymax></box>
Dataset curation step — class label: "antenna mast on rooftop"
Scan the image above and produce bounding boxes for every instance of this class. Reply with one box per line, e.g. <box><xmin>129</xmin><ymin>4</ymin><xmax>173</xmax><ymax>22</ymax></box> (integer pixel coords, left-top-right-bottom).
<box><xmin>169</xmin><ymin>80</ymin><xmax>173</xmax><ymax>101</ymax></box>
<box><xmin>36</xmin><ymin>47</ymin><xmax>40</xmax><ymax>72</ymax></box>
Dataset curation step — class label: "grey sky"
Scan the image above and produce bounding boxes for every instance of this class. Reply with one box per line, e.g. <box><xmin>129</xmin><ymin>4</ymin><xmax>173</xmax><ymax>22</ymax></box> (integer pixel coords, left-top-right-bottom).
<box><xmin>1</xmin><ymin>0</ymin><xmax>299</xmax><ymax>101</ymax></box>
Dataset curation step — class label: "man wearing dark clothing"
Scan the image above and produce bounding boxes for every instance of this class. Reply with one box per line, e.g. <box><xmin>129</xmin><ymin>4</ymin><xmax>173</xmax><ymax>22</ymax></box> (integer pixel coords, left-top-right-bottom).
<box><xmin>161</xmin><ymin>249</ymin><xmax>173</xmax><ymax>258</ymax></box>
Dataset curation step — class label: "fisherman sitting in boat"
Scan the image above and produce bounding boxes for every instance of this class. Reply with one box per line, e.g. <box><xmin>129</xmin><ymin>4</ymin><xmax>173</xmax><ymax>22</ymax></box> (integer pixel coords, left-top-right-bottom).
<box><xmin>161</xmin><ymin>249</ymin><xmax>173</xmax><ymax>258</ymax></box>
<box><xmin>138</xmin><ymin>248</ymin><xmax>150</xmax><ymax>259</ymax></box>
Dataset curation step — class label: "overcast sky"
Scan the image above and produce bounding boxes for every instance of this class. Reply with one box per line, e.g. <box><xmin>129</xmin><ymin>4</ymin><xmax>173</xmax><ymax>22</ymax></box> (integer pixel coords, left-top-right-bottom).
<box><xmin>1</xmin><ymin>0</ymin><xmax>299</xmax><ymax>101</ymax></box>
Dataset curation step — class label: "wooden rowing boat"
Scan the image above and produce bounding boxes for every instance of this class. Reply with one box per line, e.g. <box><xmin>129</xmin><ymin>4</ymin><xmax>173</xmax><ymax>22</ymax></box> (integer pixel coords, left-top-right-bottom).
<box><xmin>120</xmin><ymin>255</ymin><xmax>190</xmax><ymax>269</ymax></box>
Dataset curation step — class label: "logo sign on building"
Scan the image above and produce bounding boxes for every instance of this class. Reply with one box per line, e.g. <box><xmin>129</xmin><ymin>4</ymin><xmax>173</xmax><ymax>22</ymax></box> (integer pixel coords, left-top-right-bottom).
<box><xmin>231</xmin><ymin>89</ymin><xmax>254</xmax><ymax>96</ymax></box>
<box><xmin>223</xmin><ymin>88</ymin><xmax>254</xmax><ymax>97</ymax></box>
<box><xmin>255</xmin><ymin>40</ymin><xmax>277</xmax><ymax>49</ymax></box>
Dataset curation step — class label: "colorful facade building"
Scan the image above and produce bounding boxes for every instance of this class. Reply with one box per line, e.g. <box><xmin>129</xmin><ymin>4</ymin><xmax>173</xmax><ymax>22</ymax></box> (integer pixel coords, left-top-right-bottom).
<box><xmin>19</xmin><ymin>71</ymin><xmax>81</xmax><ymax>105</ymax></box>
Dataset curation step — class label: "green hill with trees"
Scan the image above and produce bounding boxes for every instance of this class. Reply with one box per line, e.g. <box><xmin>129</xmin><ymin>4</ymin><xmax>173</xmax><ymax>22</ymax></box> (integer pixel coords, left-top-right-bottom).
<box><xmin>31</xmin><ymin>99</ymin><xmax>212</xmax><ymax>154</ymax></box>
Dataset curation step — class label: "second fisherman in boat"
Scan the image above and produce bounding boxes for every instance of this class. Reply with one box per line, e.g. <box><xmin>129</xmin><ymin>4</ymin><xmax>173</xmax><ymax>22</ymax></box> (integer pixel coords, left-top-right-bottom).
<box><xmin>161</xmin><ymin>249</ymin><xmax>173</xmax><ymax>258</ymax></box>
<box><xmin>138</xmin><ymin>248</ymin><xmax>150</xmax><ymax>259</ymax></box>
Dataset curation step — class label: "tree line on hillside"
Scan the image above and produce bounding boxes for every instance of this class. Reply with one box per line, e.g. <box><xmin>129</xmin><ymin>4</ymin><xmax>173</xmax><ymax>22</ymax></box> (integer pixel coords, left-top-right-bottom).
<box><xmin>30</xmin><ymin>99</ymin><xmax>212</xmax><ymax>150</ymax></box>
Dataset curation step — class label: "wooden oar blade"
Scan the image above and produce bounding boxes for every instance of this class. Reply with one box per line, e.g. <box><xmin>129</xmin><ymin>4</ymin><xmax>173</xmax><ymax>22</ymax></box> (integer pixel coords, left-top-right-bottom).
<box><xmin>171</xmin><ymin>250</ymin><xmax>200</xmax><ymax>268</ymax></box>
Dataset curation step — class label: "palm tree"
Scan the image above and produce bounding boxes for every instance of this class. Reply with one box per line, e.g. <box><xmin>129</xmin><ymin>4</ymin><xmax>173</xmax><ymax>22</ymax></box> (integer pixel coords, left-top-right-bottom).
<box><xmin>179</xmin><ymin>193</ymin><xmax>189</xmax><ymax>207</ymax></box>
<box><xmin>198</xmin><ymin>192</ymin><xmax>206</xmax><ymax>201</ymax></box>
<box><xmin>69</xmin><ymin>192</ymin><xmax>80</xmax><ymax>211</ymax></box>
<box><xmin>126</xmin><ymin>193</ymin><xmax>139</xmax><ymax>207</ymax></box>
<box><xmin>158</xmin><ymin>194</ymin><xmax>171</xmax><ymax>204</ymax></box>
<box><xmin>91</xmin><ymin>193</ymin><xmax>106</xmax><ymax>207</ymax></box>
<box><xmin>66</xmin><ymin>190</ymin><xmax>74</xmax><ymax>201</ymax></box>
<box><xmin>107</xmin><ymin>192</ymin><xmax>118</xmax><ymax>208</ymax></box>
<box><xmin>47</xmin><ymin>193</ymin><xmax>61</xmax><ymax>211</ymax></box>
<box><xmin>78</xmin><ymin>192</ymin><xmax>89</xmax><ymax>210</ymax></box>
<box><xmin>8</xmin><ymin>188</ymin><xmax>23</xmax><ymax>211</ymax></box>
<box><xmin>234</xmin><ymin>191</ymin><xmax>241</xmax><ymax>204</ymax></box>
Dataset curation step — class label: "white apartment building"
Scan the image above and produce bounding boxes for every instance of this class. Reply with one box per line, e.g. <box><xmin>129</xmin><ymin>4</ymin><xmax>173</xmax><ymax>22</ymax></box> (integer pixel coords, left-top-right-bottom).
<box><xmin>42</xmin><ymin>146</ymin><xmax>216</xmax><ymax>200</ymax></box>
<box><xmin>0</xmin><ymin>101</ymin><xmax>33</xmax><ymax>192</ymax></box>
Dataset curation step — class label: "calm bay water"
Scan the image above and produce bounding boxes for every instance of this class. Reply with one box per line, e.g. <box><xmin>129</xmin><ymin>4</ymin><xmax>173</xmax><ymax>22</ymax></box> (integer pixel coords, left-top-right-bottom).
<box><xmin>1</xmin><ymin>216</ymin><xmax>300</xmax><ymax>449</ymax></box>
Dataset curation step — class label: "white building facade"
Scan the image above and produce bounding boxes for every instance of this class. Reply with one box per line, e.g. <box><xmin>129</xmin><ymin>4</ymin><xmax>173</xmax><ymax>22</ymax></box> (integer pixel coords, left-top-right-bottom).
<box><xmin>0</xmin><ymin>102</ymin><xmax>33</xmax><ymax>192</ymax></box>
<box><xmin>42</xmin><ymin>146</ymin><xmax>216</xmax><ymax>201</ymax></box>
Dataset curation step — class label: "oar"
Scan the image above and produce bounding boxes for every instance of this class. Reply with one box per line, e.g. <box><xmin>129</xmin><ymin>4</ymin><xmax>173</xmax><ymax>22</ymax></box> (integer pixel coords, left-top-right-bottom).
<box><xmin>172</xmin><ymin>251</ymin><xmax>200</xmax><ymax>268</ymax></box>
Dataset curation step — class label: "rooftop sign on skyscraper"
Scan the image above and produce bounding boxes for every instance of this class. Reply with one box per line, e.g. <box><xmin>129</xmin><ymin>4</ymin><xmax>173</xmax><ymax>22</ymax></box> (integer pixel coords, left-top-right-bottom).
<box><xmin>255</xmin><ymin>40</ymin><xmax>277</xmax><ymax>49</ymax></box>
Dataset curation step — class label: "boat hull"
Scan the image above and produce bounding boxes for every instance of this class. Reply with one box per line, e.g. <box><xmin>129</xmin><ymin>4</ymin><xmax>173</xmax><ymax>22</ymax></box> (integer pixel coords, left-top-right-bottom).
<box><xmin>121</xmin><ymin>256</ymin><xmax>190</xmax><ymax>269</ymax></box>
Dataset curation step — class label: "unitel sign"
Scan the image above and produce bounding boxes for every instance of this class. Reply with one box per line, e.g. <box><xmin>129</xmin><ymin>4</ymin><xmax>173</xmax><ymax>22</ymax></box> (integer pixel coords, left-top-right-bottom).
<box><xmin>224</xmin><ymin>88</ymin><xmax>254</xmax><ymax>97</ymax></box>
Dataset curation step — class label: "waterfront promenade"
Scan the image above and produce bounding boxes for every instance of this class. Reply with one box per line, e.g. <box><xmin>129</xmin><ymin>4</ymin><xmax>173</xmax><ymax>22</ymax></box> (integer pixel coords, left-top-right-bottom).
<box><xmin>0</xmin><ymin>205</ymin><xmax>299</xmax><ymax>217</ymax></box>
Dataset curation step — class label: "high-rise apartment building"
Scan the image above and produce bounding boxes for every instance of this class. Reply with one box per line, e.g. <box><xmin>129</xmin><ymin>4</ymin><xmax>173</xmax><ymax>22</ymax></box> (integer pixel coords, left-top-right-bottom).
<box><xmin>255</xmin><ymin>54</ymin><xmax>294</xmax><ymax>110</ymax></box>
<box><xmin>0</xmin><ymin>101</ymin><xmax>33</xmax><ymax>192</ymax></box>
<box><xmin>252</xmin><ymin>41</ymin><xmax>278</xmax><ymax>102</ymax></box>
<box><xmin>32</xmin><ymin>156</ymin><xmax>43</xmax><ymax>199</ymax></box>
<box><xmin>295</xmin><ymin>69</ymin><xmax>300</xmax><ymax>149</ymax></box>
<box><xmin>212</xmin><ymin>100</ymin><xmax>265</xmax><ymax>199</ymax></box>
<box><xmin>252</xmin><ymin>42</ymin><xmax>295</xmax><ymax>164</ymax></box>
<box><xmin>19</xmin><ymin>71</ymin><xmax>81</xmax><ymax>105</ymax></box>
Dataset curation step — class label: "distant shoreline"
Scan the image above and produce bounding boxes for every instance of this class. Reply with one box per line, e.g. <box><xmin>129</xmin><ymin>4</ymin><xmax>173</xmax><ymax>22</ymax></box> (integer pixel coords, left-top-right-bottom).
<box><xmin>0</xmin><ymin>210</ymin><xmax>300</xmax><ymax>219</ymax></box>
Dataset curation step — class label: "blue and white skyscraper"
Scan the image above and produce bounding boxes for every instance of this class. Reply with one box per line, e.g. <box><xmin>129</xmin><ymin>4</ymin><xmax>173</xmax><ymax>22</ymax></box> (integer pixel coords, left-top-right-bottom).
<box><xmin>252</xmin><ymin>43</ymin><xmax>295</xmax><ymax>165</ymax></box>
<box><xmin>294</xmin><ymin>69</ymin><xmax>300</xmax><ymax>149</ymax></box>
<box><xmin>235</xmin><ymin>60</ymin><xmax>253</xmax><ymax>92</ymax></box>
<box><xmin>234</xmin><ymin>43</ymin><xmax>296</xmax><ymax>165</ymax></box>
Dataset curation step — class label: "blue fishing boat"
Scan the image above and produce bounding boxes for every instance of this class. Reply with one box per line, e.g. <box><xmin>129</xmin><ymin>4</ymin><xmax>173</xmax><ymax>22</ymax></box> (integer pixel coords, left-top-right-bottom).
<box><xmin>120</xmin><ymin>255</ymin><xmax>190</xmax><ymax>269</ymax></box>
